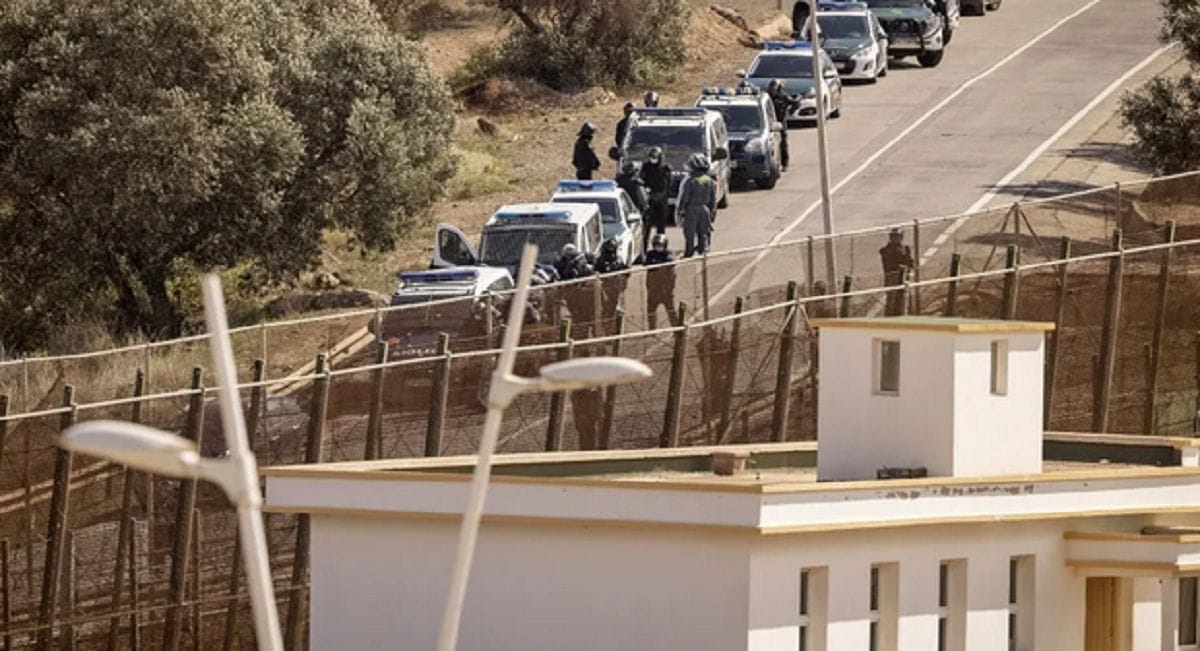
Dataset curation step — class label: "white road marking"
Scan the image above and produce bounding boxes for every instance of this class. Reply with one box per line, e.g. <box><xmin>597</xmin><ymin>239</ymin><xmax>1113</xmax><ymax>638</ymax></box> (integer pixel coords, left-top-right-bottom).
<box><xmin>708</xmin><ymin>0</ymin><xmax>1106</xmax><ymax>306</ymax></box>
<box><xmin>918</xmin><ymin>43</ymin><xmax>1176</xmax><ymax>265</ymax></box>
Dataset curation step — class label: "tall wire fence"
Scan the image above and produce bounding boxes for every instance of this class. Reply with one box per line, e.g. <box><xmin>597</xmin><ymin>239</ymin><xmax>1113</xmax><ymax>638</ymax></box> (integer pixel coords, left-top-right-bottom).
<box><xmin>1</xmin><ymin>172</ymin><xmax>1199</xmax><ymax>646</ymax></box>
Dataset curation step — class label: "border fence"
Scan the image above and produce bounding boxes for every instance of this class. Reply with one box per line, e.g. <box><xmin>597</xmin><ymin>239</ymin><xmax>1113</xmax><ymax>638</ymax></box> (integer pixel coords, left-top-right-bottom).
<box><xmin>0</xmin><ymin>170</ymin><xmax>1199</xmax><ymax>646</ymax></box>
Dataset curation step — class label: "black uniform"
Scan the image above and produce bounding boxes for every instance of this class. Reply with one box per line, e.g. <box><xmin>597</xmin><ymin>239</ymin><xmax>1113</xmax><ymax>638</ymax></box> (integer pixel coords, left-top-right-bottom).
<box><xmin>615</xmin><ymin>116</ymin><xmax>631</xmax><ymax>149</ymax></box>
<box><xmin>643</xmin><ymin>249</ymin><xmax>677</xmax><ymax>331</ymax></box>
<box><xmin>573</xmin><ymin>137</ymin><xmax>601</xmax><ymax>180</ymax></box>
<box><xmin>768</xmin><ymin>90</ymin><xmax>801</xmax><ymax>168</ymax></box>
<box><xmin>639</xmin><ymin>160</ymin><xmax>674</xmax><ymax>248</ymax></box>
<box><xmin>615</xmin><ymin>169</ymin><xmax>649</xmax><ymax>213</ymax></box>
<box><xmin>879</xmin><ymin>241</ymin><xmax>915</xmax><ymax>315</ymax></box>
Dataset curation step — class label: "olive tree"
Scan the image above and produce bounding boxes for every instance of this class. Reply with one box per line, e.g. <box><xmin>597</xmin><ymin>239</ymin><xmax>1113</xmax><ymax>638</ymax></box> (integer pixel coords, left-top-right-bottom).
<box><xmin>0</xmin><ymin>0</ymin><xmax>455</xmax><ymax>350</ymax></box>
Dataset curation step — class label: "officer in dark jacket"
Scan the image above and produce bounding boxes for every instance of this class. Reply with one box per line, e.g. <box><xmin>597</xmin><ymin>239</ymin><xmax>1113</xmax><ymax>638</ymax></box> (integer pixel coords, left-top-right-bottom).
<box><xmin>555</xmin><ymin>243</ymin><xmax>593</xmax><ymax>281</ymax></box>
<box><xmin>614</xmin><ymin>103</ymin><xmax>635</xmax><ymax>149</ymax></box>
<box><xmin>594</xmin><ymin>238</ymin><xmax>629</xmax><ymax>328</ymax></box>
<box><xmin>615</xmin><ymin>160</ymin><xmax>649</xmax><ymax>214</ymax></box>
<box><xmin>643</xmin><ymin>234</ymin><xmax>677</xmax><ymax>330</ymax></box>
<box><xmin>880</xmin><ymin>228</ymin><xmax>915</xmax><ymax>315</ymax></box>
<box><xmin>639</xmin><ymin>146</ymin><xmax>673</xmax><ymax>251</ymax></box>
<box><xmin>573</xmin><ymin>123</ymin><xmax>602</xmax><ymax>180</ymax></box>
<box><xmin>767</xmin><ymin>80</ymin><xmax>800</xmax><ymax>171</ymax></box>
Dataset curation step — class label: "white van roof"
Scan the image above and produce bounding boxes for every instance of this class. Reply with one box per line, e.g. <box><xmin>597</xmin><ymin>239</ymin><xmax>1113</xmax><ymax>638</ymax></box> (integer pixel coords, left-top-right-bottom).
<box><xmin>485</xmin><ymin>203</ymin><xmax>600</xmax><ymax>228</ymax></box>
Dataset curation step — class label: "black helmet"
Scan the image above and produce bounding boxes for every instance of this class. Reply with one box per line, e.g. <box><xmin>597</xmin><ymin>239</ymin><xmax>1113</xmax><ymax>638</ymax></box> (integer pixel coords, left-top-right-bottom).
<box><xmin>647</xmin><ymin>146</ymin><xmax>663</xmax><ymax>163</ymax></box>
<box><xmin>767</xmin><ymin>79</ymin><xmax>782</xmax><ymax>94</ymax></box>
<box><xmin>888</xmin><ymin>227</ymin><xmax>904</xmax><ymax>242</ymax></box>
<box><xmin>620</xmin><ymin>159</ymin><xmax>639</xmax><ymax>174</ymax></box>
<box><xmin>601</xmin><ymin>238</ymin><xmax>620</xmax><ymax>255</ymax></box>
<box><xmin>623</xmin><ymin>102</ymin><xmax>635</xmax><ymax>116</ymax></box>
<box><xmin>686</xmin><ymin>153</ymin><xmax>711</xmax><ymax>173</ymax></box>
<box><xmin>643</xmin><ymin>90</ymin><xmax>660</xmax><ymax>107</ymax></box>
<box><xmin>578</xmin><ymin>122</ymin><xmax>596</xmax><ymax>138</ymax></box>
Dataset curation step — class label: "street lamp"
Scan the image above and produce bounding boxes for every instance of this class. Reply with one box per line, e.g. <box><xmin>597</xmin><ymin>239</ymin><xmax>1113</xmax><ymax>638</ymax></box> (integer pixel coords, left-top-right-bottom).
<box><xmin>436</xmin><ymin>244</ymin><xmax>652</xmax><ymax>651</ymax></box>
<box><xmin>60</xmin><ymin>276</ymin><xmax>283</xmax><ymax>651</ymax></box>
<box><xmin>807</xmin><ymin>0</ymin><xmax>839</xmax><ymax>288</ymax></box>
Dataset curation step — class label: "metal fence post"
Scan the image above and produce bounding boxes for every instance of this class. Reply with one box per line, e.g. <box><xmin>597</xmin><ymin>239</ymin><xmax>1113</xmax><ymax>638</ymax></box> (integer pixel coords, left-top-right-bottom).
<box><xmin>163</xmin><ymin>369</ymin><xmax>204</xmax><ymax>651</ymax></box>
<box><xmin>772</xmin><ymin>283</ymin><xmax>800</xmax><ymax>443</ymax></box>
<box><xmin>1147</xmin><ymin>221</ymin><xmax>1176</xmax><ymax>435</ymax></box>
<box><xmin>945</xmin><ymin>253</ymin><xmax>962</xmax><ymax>317</ymax></box>
<box><xmin>424</xmin><ymin>335</ymin><xmax>451</xmax><ymax>457</ymax></box>
<box><xmin>246</xmin><ymin>360</ymin><xmax>265</xmax><ymax>464</ymax></box>
<box><xmin>661</xmin><ymin>304</ymin><xmax>689</xmax><ymax>448</ymax></box>
<box><xmin>1002</xmin><ymin>245</ymin><xmax>1020</xmax><ymax>320</ymax></box>
<box><xmin>108</xmin><ymin>370</ymin><xmax>145</xmax><ymax>651</ymax></box>
<box><xmin>191</xmin><ymin>509</ymin><xmax>203</xmax><ymax>651</ymax></box>
<box><xmin>838</xmin><ymin>275</ymin><xmax>853</xmax><ymax>318</ymax></box>
<box><xmin>599</xmin><ymin>311</ymin><xmax>624</xmax><ymax>451</ymax></box>
<box><xmin>220</xmin><ymin>536</ymin><xmax>241</xmax><ymax>651</ymax></box>
<box><xmin>718</xmin><ymin>297</ymin><xmax>745</xmax><ymax>443</ymax></box>
<box><xmin>912</xmin><ymin>219</ymin><xmax>922</xmax><ymax>313</ymax></box>
<box><xmin>36</xmin><ymin>386</ymin><xmax>76</xmax><ymax>651</ymax></box>
<box><xmin>545</xmin><ymin>321</ymin><xmax>573</xmax><ymax>453</ymax></box>
<box><xmin>806</xmin><ymin>237</ymin><xmax>816</xmax><ymax>297</ymax></box>
<box><xmin>1093</xmin><ymin>230</ymin><xmax>1124</xmax><ymax>433</ymax></box>
<box><xmin>365</xmin><ymin>343</ymin><xmax>389</xmax><ymax>461</ymax></box>
<box><xmin>2</xmin><ymin>538</ymin><xmax>10</xmax><ymax>651</ymax></box>
<box><xmin>1045</xmin><ymin>238</ymin><xmax>1071</xmax><ymax>428</ymax></box>
<box><xmin>127</xmin><ymin>525</ymin><xmax>140</xmax><ymax>651</ymax></box>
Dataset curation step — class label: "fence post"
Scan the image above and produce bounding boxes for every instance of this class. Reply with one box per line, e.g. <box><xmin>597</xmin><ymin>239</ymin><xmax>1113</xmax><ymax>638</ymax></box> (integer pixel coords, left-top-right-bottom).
<box><xmin>128</xmin><ymin>520</ymin><xmax>140</xmax><ymax>651</ymax></box>
<box><xmin>424</xmin><ymin>335</ymin><xmax>451</xmax><ymax>457</ymax></box>
<box><xmin>806</xmin><ymin>237</ymin><xmax>816</xmax><ymax>297</ymax></box>
<box><xmin>1093</xmin><ymin>230</ymin><xmax>1124</xmax><ymax>433</ymax></box>
<box><xmin>838</xmin><ymin>275</ymin><xmax>853</xmax><ymax>318</ymax></box>
<box><xmin>945</xmin><ymin>254</ymin><xmax>962</xmax><ymax>317</ymax></box>
<box><xmin>1045</xmin><ymin>238</ymin><xmax>1072</xmax><ymax>428</ymax></box>
<box><xmin>221</xmin><ymin>536</ymin><xmax>241</xmax><ymax>651</ymax></box>
<box><xmin>772</xmin><ymin>283</ymin><xmax>800</xmax><ymax>443</ymax></box>
<box><xmin>1002</xmin><ymin>245</ymin><xmax>1020</xmax><ymax>321</ymax></box>
<box><xmin>108</xmin><ymin>370</ymin><xmax>145</xmax><ymax>651</ymax></box>
<box><xmin>545</xmin><ymin>321</ymin><xmax>573</xmax><ymax>453</ymax></box>
<box><xmin>285</xmin><ymin>353</ymin><xmax>330</xmax><ymax>651</ymax></box>
<box><xmin>898</xmin><ymin>270</ymin><xmax>911</xmax><ymax>317</ymax></box>
<box><xmin>36</xmin><ymin>385</ymin><xmax>75</xmax><ymax>651</ymax></box>
<box><xmin>718</xmin><ymin>297</ymin><xmax>745</xmax><ymax>443</ymax></box>
<box><xmin>61</xmin><ymin>531</ymin><xmax>75</xmax><ymax>651</ymax></box>
<box><xmin>599</xmin><ymin>311</ymin><xmax>625</xmax><ymax>450</ymax></box>
<box><xmin>1147</xmin><ymin>221</ymin><xmax>1176</xmax><ymax>435</ymax></box>
<box><xmin>912</xmin><ymin>219</ymin><xmax>922</xmax><ymax>314</ymax></box>
<box><xmin>661</xmin><ymin>304</ymin><xmax>689</xmax><ymax>448</ymax></box>
<box><xmin>1</xmin><ymin>539</ymin><xmax>9</xmax><ymax>651</ymax></box>
<box><xmin>365</xmin><ymin>343</ymin><xmax>389</xmax><ymax>461</ymax></box>
<box><xmin>163</xmin><ymin>369</ymin><xmax>205</xmax><ymax>651</ymax></box>
<box><xmin>191</xmin><ymin>510</ymin><xmax>203</xmax><ymax>651</ymax></box>
<box><xmin>246</xmin><ymin>360</ymin><xmax>265</xmax><ymax>465</ymax></box>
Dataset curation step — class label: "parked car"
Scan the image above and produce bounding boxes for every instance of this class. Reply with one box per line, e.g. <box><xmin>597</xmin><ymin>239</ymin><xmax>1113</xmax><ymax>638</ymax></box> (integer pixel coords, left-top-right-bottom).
<box><xmin>618</xmin><ymin>107</ymin><xmax>732</xmax><ymax>210</ymax></box>
<box><xmin>432</xmin><ymin>203</ymin><xmax>606</xmax><ymax>271</ymax></box>
<box><xmin>803</xmin><ymin>2</ymin><xmax>890</xmax><ymax>82</ymax></box>
<box><xmin>861</xmin><ymin>0</ymin><xmax>949</xmax><ymax>68</ymax></box>
<box><xmin>549</xmin><ymin>180</ymin><xmax>644</xmax><ymax>264</ymax></box>
<box><xmin>741</xmin><ymin>41</ymin><xmax>845</xmax><ymax>123</ymax></box>
<box><xmin>696</xmin><ymin>86</ymin><xmax>785</xmax><ymax>189</ymax></box>
<box><xmin>376</xmin><ymin>267</ymin><xmax>512</xmax><ymax>359</ymax></box>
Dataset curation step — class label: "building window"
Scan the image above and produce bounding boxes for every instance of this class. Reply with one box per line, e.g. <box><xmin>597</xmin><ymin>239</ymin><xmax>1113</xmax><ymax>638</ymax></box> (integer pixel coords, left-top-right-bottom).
<box><xmin>798</xmin><ymin>567</ymin><xmax>827</xmax><ymax>651</ymax></box>
<box><xmin>869</xmin><ymin>564</ymin><xmax>898</xmax><ymax>651</ymax></box>
<box><xmin>874</xmin><ymin>340</ymin><xmax>901</xmax><ymax>395</ymax></box>
<box><xmin>1181</xmin><ymin>576</ymin><xmax>1198</xmax><ymax>647</ymax></box>
<box><xmin>938</xmin><ymin>560</ymin><xmax>966</xmax><ymax>651</ymax></box>
<box><xmin>991</xmin><ymin>340</ymin><xmax>1009</xmax><ymax>396</ymax></box>
<box><xmin>1008</xmin><ymin>556</ymin><xmax>1035</xmax><ymax>651</ymax></box>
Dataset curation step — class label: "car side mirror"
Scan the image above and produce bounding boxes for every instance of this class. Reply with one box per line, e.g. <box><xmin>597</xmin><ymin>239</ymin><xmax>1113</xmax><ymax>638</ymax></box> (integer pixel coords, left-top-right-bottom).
<box><xmin>712</xmin><ymin>146</ymin><xmax>730</xmax><ymax>161</ymax></box>
<box><xmin>628</xmin><ymin>213</ymin><xmax>642</xmax><ymax>223</ymax></box>
<box><xmin>771</xmin><ymin>121</ymin><xmax>784</xmax><ymax>132</ymax></box>
<box><xmin>608</xmin><ymin>146</ymin><xmax>622</xmax><ymax>161</ymax></box>
<box><xmin>735</xmin><ymin>69</ymin><xmax>747</xmax><ymax>79</ymax></box>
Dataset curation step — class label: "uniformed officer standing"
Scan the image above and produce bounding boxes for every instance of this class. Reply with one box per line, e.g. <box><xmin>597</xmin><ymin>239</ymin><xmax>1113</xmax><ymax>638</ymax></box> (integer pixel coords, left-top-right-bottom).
<box><xmin>639</xmin><ymin>147</ymin><xmax>673</xmax><ymax>252</ymax></box>
<box><xmin>644</xmin><ymin>234</ymin><xmax>676</xmax><ymax>331</ymax></box>
<box><xmin>573</xmin><ymin>123</ymin><xmax>602</xmax><ymax>180</ymax></box>
<box><xmin>676</xmin><ymin>153</ymin><xmax>718</xmax><ymax>258</ymax></box>
<box><xmin>879</xmin><ymin>228</ymin><xmax>915</xmax><ymax>315</ymax></box>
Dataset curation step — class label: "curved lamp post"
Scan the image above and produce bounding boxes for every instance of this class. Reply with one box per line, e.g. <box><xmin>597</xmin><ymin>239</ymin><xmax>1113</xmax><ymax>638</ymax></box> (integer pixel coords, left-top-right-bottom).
<box><xmin>60</xmin><ymin>276</ymin><xmax>283</xmax><ymax>651</ymax></box>
<box><xmin>436</xmin><ymin>244</ymin><xmax>653</xmax><ymax>651</ymax></box>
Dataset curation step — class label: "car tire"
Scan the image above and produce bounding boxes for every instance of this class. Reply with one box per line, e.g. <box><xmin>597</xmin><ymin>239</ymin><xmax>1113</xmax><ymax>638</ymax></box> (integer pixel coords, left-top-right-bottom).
<box><xmin>917</xmin><ymin>48</ymin><xmax>945</xmax><ymax>68</ymax></box>
<box><xmin>879</xmin><ymin>58</ymin><xmax>889</xmax><ymax>77</ymax></box>
<box><xmin>989</xmin><ymin>0</ymin><xmax>1001</xmax><ymax>9</ymax></box>
<box><xmin>944</xmin><ymin>26</ymin><xmax>954</xmax><ymax>45</ymax></box>
<box><xmin>759</xmin><ymin>164</ymin><xmax>780</xmax><ymax>190</ymax></box>
<box><xmin>830</xmin><ymin>96</ymin><xmax>842</xmax><ymax>119</ymax></box>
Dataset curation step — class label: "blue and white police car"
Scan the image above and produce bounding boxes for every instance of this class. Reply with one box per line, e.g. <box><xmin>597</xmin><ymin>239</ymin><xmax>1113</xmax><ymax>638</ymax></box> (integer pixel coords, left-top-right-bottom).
<box><xmin>548</xmin><ymin>180</ymin><xmax>644</xmax><ymax>264</ymax></box>
<box><xmin>696</xmin><ymin>86</ymin><xmax>784</xmax><ymax>189</ymax></box>
<box><xmin>432</xmin><ymin>203</ymin><xmax>606</xmax><ymax>271</ymax></box>
<box><xmin>802</xmin><ymin>2</ymin><xmax>890</xmax><ymax>82</ymax></box>
<box><xmin>741</xmin><ymin>41</ymin><xmax>844</xmax><ymax>123</ymax></box>
<box><xmin>377</xmin><ymin>267</ymin><xmax>514</xmax><ymax>358</ymax></box>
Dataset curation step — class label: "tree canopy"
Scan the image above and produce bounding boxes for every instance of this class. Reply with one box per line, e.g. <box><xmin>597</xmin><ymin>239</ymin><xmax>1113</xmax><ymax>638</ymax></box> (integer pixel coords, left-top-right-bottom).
<box><xmin>0</xmin><ymin>0</ymin><xmax>455</xmax><ymax>351</ymax></box>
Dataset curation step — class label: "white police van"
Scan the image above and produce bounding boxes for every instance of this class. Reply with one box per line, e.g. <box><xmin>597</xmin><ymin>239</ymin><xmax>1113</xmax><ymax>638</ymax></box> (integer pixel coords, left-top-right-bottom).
<box><xmin>376</xmin><ymin>267</ymin><xmax>513</xmax><ymax>358</ymax></box>
<box><xmin>549</xmin><ymin>180</ymin><xmax>643</xmax><ymax>264</ymax></box>
<box><xmin>432</xmin><ymin>203</ymin><xmax>606</xmax><ymax>270</ymax></box>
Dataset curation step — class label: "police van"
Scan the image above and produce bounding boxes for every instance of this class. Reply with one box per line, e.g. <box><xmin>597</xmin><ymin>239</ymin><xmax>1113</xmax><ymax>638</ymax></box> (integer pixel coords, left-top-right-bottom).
<box><xmin>432</xmin><ymin>203</ymin><xmax>606</xmax><ymax>271</ymax></box>
<box><xmin>696</xmin><ymin>86</ymin><xmax>784</xmax><ymax>190</ymax></box>
<box><xmin>376</xmin><ymin>267</ymin><xmax>513</xmax><ymax>358</ymax></box>
<box><xmin>618</xmin><ymin>107</ymin><xmax>732</xmax><ymax>211</ymax></box>
<box><xmin>549</xmin><ymin>180</ymin><xmax>644</xmax><ymax>264</ymax></box>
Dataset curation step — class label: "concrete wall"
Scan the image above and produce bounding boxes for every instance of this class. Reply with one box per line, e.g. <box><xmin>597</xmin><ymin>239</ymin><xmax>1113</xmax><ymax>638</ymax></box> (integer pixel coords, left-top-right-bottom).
<box><xmin>309</xmin><ymin>516</ymin><xmax>751</xmax><ymax>651</ymax></box>
<box><xmin>818</xmin><ymin>328</ymin><xmax>956</xmax><ymax>481</ymax></box>
<box><xmin>952</xmin><ymin>333</ymin><xmax>1044</xmax><ymax>477</ymax></box>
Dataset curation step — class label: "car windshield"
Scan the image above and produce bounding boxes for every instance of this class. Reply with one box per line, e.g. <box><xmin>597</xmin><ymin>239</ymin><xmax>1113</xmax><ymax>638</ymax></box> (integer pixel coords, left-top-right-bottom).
<box><xmin>625</xmin><ymin>126</ymin><xmax>705</xmax><ymax>169</ymax></box>
<box><xmin>863</xmin><ymin>0</ymin><xmax>927</xmax><ymax>8</ymax></box>
<box><xmin>817</xmin><ymin>15</ymin><xmax>870</xmax><ymax>38</ymax></box>
<box><xmin>480</xmin><ymin>228</ymin><xmax>575</xmax><ymax>266</ymax></box>
<box><xmin>552</xmin><ymin>197</ymin><xmax>620</xmax><ymax>225</ymax></box>
<box><xmin>749</xmin><ymin>54</ymin><xmax>814</xmax><ymax>79</ymax></box>
<box><xmin>704</xmin><ymin>104</ymin><xmax>763</xmax><ymax>132</ymax></box>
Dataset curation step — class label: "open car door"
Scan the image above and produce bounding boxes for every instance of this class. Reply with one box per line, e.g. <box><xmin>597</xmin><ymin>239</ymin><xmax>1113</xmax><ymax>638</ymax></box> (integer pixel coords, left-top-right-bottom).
<box><xmin>432</xmin><ymin>223</ymin><xmax>478</xmax><ymax>268</ymax></box>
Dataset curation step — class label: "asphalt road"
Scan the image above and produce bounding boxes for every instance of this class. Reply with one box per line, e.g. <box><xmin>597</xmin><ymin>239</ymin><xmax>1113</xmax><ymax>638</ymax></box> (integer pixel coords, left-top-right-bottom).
<box><xmin>699</xmin><ymin>0</ymin><xmax>1165</xmax><ymax>272</ymax></box>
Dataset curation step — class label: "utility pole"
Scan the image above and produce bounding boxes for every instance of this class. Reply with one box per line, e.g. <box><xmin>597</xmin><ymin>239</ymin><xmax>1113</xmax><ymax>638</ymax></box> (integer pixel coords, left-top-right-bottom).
<box><xmin>807</xmin><ymin>0</ymin><xmax>838</xmax><ymax>288</ymax></box>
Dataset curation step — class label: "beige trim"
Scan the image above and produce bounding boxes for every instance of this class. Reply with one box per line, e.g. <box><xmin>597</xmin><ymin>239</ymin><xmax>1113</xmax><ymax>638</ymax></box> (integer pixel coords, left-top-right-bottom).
<box><xmin>809</xmin><ymin>318</ymin><xmax>1055</xmax><ymax>333</ymax></box>
<box><xmin>759</xmin><ymin>466</ymin><xmax>1200</xmax><ymax>494</ymax></box>
<box><xmin>266</xmin><ymin>469</ymin><xmax>770</xmax><ymax>493</ymax></box>
<box><xmin>1064</xmin><ymin>531</ymin><xmax>1200</xmax><ymax>544</ymax></box>
<box><xmin>1067</xmin><ymin>560</ymin><xmax>1177</xmax><ymax>572</ymax></box>
<box><xmin>1046</xmin><ymin>432</ymin><xmax>1200</xmax><ymax>450</ymax></box>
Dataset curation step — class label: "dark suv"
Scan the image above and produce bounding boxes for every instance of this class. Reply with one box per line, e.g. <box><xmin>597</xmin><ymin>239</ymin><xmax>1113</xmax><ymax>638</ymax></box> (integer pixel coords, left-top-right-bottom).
<box><xmin>861</xmin><ymin>0</ymin><xmax>951</xmax><ymax>68</ymax></box>
<box><xmin>696</xmin><ymin>86</ymin><xmax>784</xmax><ymax>190</ymax></box>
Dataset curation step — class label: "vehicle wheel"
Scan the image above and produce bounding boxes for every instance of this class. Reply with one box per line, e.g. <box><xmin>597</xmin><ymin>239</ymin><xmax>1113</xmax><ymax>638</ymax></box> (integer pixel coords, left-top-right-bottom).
<box><xmin>758</xmin><ymin>164</ymin><xmax>780</xmax><ymax>190</ymax></box>
<box><xmin>944</xmin><ymin>26</ymin><xmax>954</xmax><ymax>45</ymax></box>
<box><xmin>990</xmin><ymin>0</ymin><xmax>1002</xmax><ymax>9</ymax></box>
<box><xmin>830</xmin><ymin>96</ymin><xmax>842</xmax><ymax>119</ymax></box>
<box><xmin>879</xmin><ymin>58</ymin><xmax>889</xmax><ymax>77</ymax></box>
<box><xmin>917</xmin><ymin>48</ymin><xmax>944</xmax><ymax>68</ymax></box>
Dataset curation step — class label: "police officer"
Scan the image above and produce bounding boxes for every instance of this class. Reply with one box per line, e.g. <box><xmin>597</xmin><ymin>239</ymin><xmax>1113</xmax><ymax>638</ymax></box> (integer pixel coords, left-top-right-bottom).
<box><xmin>643</xmin><ymin>90</ymin><xmax>660</xmax><ymax>108</ymax></box>
<box><xmin>676</xmin><ymin>153</ymin><xmax>717</xmax><ymax>258</ymax></box>
<box><xmin>879</xmin><ymin>228</ymin><xmax>915</xmax><ymax>315</ymax></box>
<box><xmin>615</xmin><ymin>102</ymin><xmax>635</xmax><ymax>149</ymax></box>
<box><xmin>594</xmin><ymin>238</ymin><xmax>629</xmax><ymax>328</ymax></box>
<box><xmin>639</xmin><ymin>146</ymin><xmax>673</xmax><ymax>251</ymax></box>
<box><xmin>555</xmin><ymin>243</ymin><xmax>593</xmax><ymax>281</ymax></box>
<box><xmin>643</xmin><ymin>234</ymin><xmax>676</xmax><ymax>330</ymax></box>
<box><xmin>573</xmin><ymin>123</ymin><xmax>602</xmax><ymax>180</ymax></box>
<box><xmin>615</xmin><ymin>159</ymin><xmax>649</xmax><ymax>214</ymax></box>
<box><xmin>767</xmin><ymin>80</ymin><xmax>800</xmax><ymax>171</ymax></box>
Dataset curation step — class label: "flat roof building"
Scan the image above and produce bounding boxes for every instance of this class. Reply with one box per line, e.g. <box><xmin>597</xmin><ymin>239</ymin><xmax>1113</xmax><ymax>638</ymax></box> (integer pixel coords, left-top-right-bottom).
<box><xmin>264</xmin><ymin>317</ymin><xmax>1200</xmax><ymax>650</ymax></box>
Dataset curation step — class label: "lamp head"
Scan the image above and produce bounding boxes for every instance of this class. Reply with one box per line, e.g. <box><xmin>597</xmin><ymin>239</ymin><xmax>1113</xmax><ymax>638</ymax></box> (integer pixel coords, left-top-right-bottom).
<box><xmin>60</xmin><ymin>421</ymin><xmax>202</xmax><ymax>479</ymax></box>
<box><xmin>538</xmin><ymin>357</ymin><xmax>653</xmax><ymax>392</ymax></box>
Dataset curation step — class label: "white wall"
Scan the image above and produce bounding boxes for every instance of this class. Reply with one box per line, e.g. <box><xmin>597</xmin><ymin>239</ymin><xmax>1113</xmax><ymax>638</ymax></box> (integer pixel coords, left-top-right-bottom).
<box><xmin>309</xmin><ymin>516</ymin><xmax>751</xmax><ymax>651</ymax></box>
<box><xmin>818</xmin><ymin>328</ymin><xmax>956</xmax><ymax>481</ymax></box>
<box><xmin>952</xmin><ymin>333</ymin><xmax>1044</xmax><ymax>477</ymax></box>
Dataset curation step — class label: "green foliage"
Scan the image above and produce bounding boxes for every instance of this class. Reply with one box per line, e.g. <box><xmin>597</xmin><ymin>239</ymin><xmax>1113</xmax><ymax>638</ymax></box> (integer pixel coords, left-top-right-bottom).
<box><xmin>1120</xmin><ymin>73</ymin><xmax>1200</xmax><ymax>174</ymax></box>
<box><xmin>0</xmin><ymin>0</ymin><xmax>456</xmax><ymax>351</ymax></box>
<box><xmin>1119</xmin><ymin>1</ymin><xmax>1200</xmax><ymax>174</ymax></box>
<box><xmin>483</xmin><ymin>0</ymin><xmax>690</xmax><ymax>91</ymax></box>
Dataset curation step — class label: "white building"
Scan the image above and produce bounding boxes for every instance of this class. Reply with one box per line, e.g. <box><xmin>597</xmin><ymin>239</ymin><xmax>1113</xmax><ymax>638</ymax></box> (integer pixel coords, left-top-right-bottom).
<box><xmin>264</xmin><ymin>317</ymin><xmax>1200</xmax><ymax>651</ymax></box>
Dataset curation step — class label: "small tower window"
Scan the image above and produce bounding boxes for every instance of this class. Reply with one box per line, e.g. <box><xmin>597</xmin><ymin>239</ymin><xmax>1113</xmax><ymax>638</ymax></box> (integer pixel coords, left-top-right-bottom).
<box><xmin>990</xmin><ymin>340</ymin><xmax>1009</xmax><ymax>396</ymax></box>
<box><xmin>874</xmin><ymin>340</ymin><xmax>901</xmax><ymax>395</ymax></box>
